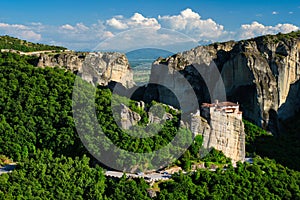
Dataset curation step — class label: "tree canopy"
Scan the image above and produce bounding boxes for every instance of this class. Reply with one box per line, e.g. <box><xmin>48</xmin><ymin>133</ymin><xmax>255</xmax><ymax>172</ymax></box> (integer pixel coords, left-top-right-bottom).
<box><xmin>0</xmin><ymin>35</ymin><xmax>66</xmax><ymax>52</ymax></box>
<box><xmin>0</xmin><ymin>49</ymin><xmax>299</xmax><ymax>199</ymax></box>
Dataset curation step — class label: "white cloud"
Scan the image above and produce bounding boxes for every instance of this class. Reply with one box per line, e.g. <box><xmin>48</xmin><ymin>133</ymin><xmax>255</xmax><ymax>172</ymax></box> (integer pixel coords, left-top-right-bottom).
<box><xmin>0</xmin><ymin>23</ymin><xmax>28</xmax><ymax>30</ymax></box>
<box><xmin>43</xmin><ymin>21</ymin><xmax>115</xmax><ymax>50</ymax></box>
<box><xmin>289</xmin><ymin>11</ymin><xmax>294</xmax><ymax>14</ymax></box>
<box><xmin>106</xmin><ymin>13</ymin><xmax>161</xmax><ymax>30</ymax></box>
<box><xmin>96</xmin><ymin>27</ymin><xmax>198</xmax><ymax>52</ymax></box>
<box><xmin>106</xmin><ymin>18</ymin><xmax>128</xmax><ymax>30</ymax></box>
<box><xmin>19</xmin><ymin>30</ymin><xmax>41</xmax><ymax>41</ymax></box>
<box><xmin>0</xmin><ymin>9</ymin><xmax>299</xmax><ymax>51</ymax></box>
<box><xmin>60</xmin><ymin>23</ymin><xmax>89</xmax><ymax>32</ymax></box>
<box><xmin>158</xmin><ymin>8</ymin><xmax>227</xmax><ymax>41</ymax></box>
<box><xmin>181</xmin><ymin>8</ymin><xmax>201</xmax><ymax>19</ymax></box>
<box><xmin>128</xmin><ymin>13</ymin><xmax>160</xmax><ymax>29</ymax></box>
<box><xmin>61</xmin><ymin>24</ymin><xmax>75</xmax><ymax>30</ymax></box>
<box><xmin>0</xmin><ymin>22</ymin><xmax>41</xmax><ymax>41</ymax></box>
<box><xmin>102</xmin><ymin>31</ymin><xmax>114</xmax><ymax>38</ymax></box>
<box><xmin>76</xmin><ymin>23</ymin><xmax>89</xmax><ymax>31</ymax></box>
<box><xmin>272</xmin><ymin>11</ymin><xmax>279</xmax><ymax>15</ymax></box>
<box><xmin>238</xmin><ymin>21</ymin><xmax>299</xmax><ymax>39</ymax></box>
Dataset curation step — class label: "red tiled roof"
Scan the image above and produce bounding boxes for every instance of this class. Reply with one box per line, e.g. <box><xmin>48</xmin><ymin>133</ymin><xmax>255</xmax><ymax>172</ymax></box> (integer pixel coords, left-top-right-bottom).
<box><xmin>201</xmin><ymin>101</ymin><xmax>238</xmax><ymax>108</ymax></box>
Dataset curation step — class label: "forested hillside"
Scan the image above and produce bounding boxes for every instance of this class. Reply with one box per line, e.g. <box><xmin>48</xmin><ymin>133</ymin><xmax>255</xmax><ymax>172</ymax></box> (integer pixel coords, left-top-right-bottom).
<box><xmin>0</xmin><ymin>35</ymin><xmax>67</xmax><ymax>52</ymax></box>
<box><xmin>0</xmin><ymin>45</ymin><xmax>299</xmax><ymax>199</ymax></box>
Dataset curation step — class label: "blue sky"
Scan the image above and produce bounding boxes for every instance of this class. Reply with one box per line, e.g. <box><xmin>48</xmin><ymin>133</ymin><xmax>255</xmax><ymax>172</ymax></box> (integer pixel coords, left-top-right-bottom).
<box><xmin>0</xmin><ymin>0</ymin><xmax>299</xmax><ymax>51</ymax></box>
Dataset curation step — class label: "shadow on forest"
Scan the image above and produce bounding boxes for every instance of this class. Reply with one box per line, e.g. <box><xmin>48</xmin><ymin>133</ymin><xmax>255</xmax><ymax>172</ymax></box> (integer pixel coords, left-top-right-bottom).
<box><xmin>248</xmin><ymin>133</ymin><xmax>300</xmax><ymax>171</ymax></box>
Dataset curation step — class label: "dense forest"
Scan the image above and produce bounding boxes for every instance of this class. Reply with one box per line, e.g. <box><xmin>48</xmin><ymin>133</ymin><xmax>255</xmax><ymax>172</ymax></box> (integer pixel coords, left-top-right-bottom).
<box><xmin>0</xmin><ymin>39</ymin><xmax>299</xmax><ymax>199</ymax></box>
<box><xmin>0</xmin><ymin>35</ymin><xmax>66</xmax><ymax>52</ymax></box>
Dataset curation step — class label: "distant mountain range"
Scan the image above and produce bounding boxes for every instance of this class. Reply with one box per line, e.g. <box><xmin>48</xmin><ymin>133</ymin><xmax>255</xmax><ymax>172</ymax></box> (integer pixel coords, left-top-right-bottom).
<box><xmin>125</xmin><ymin>48</ymin><xmax>175</xmax><ymax>85</ymax></box>
<box><xmin>126</xmin><ymin>48</ymin><xmax>173</xmax><ymax>61</ymax></box>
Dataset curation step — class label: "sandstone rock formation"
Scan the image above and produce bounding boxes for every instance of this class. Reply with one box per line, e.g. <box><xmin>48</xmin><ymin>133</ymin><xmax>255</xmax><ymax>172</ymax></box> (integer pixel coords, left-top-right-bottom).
<box><xmin>81</xmin><ymin>52</ymin><xmax>134</xmax><ymax>88</ymax></box>
<box><xmin>37</xmin><ymin>52</ymin><xmax>135</xmax><ymax>88</ymax></box>
<box><xmin>37</xmin><ymin>52</ymin><xmax>86</xmax><ymax>72</ymax></box>
<box><xmin>119</xmin><ymin>104</ymin><xmax>141</xmax><ymax>130</ymax></box>
<box><xmin>148</xmin><ymin>104</ymin><xmax>173</xmax><ymax>124</ymax></box>
<box><xmin>117</xmin><ymin>102</ymin><xmax>175</xmax><ymax>129</ymax></box>
<box><xmin>278</xmin><ymin>80</ymin><xmax>300</xmax><ymax>130</ymax></box>
<box><xmin>190</xmin><ymin>102</ymin><xmax>245</xmax><ymax>163</ymax></box>
<box><xmin>145</xmin><ymin>32</ymin><xmax>300</xmax><ymax>134</ymax></box>
<box><xmin>148</xmin><ymin>111</ymin><xmax>173</xmax><ymax>124</ymax></box>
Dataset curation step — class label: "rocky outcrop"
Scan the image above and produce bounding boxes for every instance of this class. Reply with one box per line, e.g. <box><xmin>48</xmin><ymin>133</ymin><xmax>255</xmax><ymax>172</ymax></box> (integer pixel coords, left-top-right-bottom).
<box><xmin>278</xmin><ymin>80</ymin><xmax>300</xmax><ymax>130</ymax></box>
<box><xmin>81</xmin><ymin>52</ymin><xmax>134</xmax><ymax>88</ymax></box>
<box><xmin>203</xmin><ymin>109</ymin><xmax>245</xmax><ymax>163</ymax></box>
<box><xmin>190</xmin><ymin>111</ymin><xmax>211</xmax><ymax>137</ymax></box>
<box><xmin>148</xmin><ymin>104</ymin><xmax>174</xmax><ymax>124</ymax></box>
<box><xmin>119</xmin><ymin>104</ymin><xmax>141</xmax><ymax>129</ymax></box>
<box><xmin>190</xmin><ymin>103</ymin><xmax>245</xmax><ymax>164</ymax></box>
<box><xmin>37</xmin><ymin>52</ymin><xmax>87</xmax><ymax>72</ymax></box>
<box><xmin>143</xmin><ymin>45</ymin><xmax>229</xmax><ymax>116</ymax></box>
<box><xmin>145</xmin><ymin>32</ymin><xmax>300</xmax><ymax>134</ymax></box>
<box><xmin>219</xmin><ymin>37</ymin><xmax>300</xmax><ymax>133</ymax></box>
<box><xmin>37</xmin><ymin>52</ymin><xmax>135</xmax><ymax>88</ymax></box>
<box><xmin>148</xmin><ymin>112</ymin><xmax>173</xmax><ymax>124</ymax></box>
<box><xmin>117</xmin><ymin>102</ymin><xmax>175</xmax><ymax>129</ymax></box>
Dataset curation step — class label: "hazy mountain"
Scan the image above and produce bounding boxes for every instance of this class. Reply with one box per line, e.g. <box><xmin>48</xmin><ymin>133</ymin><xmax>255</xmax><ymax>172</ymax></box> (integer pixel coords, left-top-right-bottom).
<box><xmin>126</xmin><ymin>48</ymin><xmax>173</xmax><ymax>61</ymax></box>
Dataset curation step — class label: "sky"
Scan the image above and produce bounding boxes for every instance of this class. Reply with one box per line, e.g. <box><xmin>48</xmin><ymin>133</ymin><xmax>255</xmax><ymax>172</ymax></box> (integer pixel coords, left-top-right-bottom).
<box><xmin>0</xmin><ymin>0</ymin><xmax>300</xmax><ymax>51</ymax></box>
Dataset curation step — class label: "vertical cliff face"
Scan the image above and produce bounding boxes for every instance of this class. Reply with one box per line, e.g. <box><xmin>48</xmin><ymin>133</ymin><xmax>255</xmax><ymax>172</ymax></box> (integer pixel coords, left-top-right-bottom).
<box><xmin>204</xmin><ymin>109</ymin><xmax>245</xmax><ymax>163</ymax></box>
<box><xmin>144</xmin><ymin>47</ymin><xmax>225</xmax><ymax>115</ymax></box>
<box><xmin>80</xmin><ymin>52</ymin><xmax>134</xmax><ymax>88</ymax></box>
<box><xmin>37</xmin><ymin>52</ymin><xmax>87</xmax><ymax>72</ymax></box>
<box><xmin>219</xmin><ymin>36</ymin><xmax>300</xmax><ymax>133</ymax></box>
<box><xmin>277</xmin><ymin>79</ymin><xmax>300</xmax><ymax>134</ymax></box>
<box><xmin>190</xmin><ymin>102</ymin><xmax>245</xmax><ymax>163</ymax></box>
<box><xmin>146</xmin><ymin>32</ymin><xmax>300</xmax><ymax>134</ymax></box>
<box><xmin>37</xmin><ymin>52</ymin><xmax>135</xmax><ymax>88</ymax></box>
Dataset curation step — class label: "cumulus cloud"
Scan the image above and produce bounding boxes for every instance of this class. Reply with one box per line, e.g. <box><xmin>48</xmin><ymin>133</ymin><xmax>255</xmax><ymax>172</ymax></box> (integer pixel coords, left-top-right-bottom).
<box><xmin>128</xmin><ymin>13</ymin><xmax>160</xmax><ymax>29</ymax></box>
<box><xmin>158</xmin><ymin>8</ymin><xmax>227</xmax><ymax>41</ymax></box>
<box><xmin>272</xmin><ymin>11</ymin><xmax>279</xmax><ymax>15</ymax></box>
<box><xmin>0</xmin><ymin>23</ymin><xmax>28</xmax><ymax>30</ymax></box>
<box><xmin>50</xmin><ymin>21</ymin><xmax>115</xmax><ymax>50</ymax></box>
<box><xmin>96</xmin><ymin>27</ymin><xmax>198</xmax><ymax>52</ymax></box>
<box><xmin>106</xmin><ymin>13</ymin><xmax>161</xmax><ymax>30</ymax></box>
<box><xmin>0</xmin><ymin>9</ymin><xmax>299</xmax><ymax>51</ymax></box>
<box><xmin>76</xmin><ymin>23</ymin><xmax>89</xmax><ymax>31</ymax></box>
<box><xmin>0</xmin><ymin>22</ymin><xmax>41</xmax><ymax>41</ymax></box>
<box><xmin>19</xmin><ymin>30</ymin><xmax>41</xmax><ymax>41</ymax></box>
<box><xmin>106</xmin><ymin>18</ymin><xmax>128</xmax><ymax>30</ymax></box>
<box><xmin>238</xmin><ymin>21</ymin><xmax>299</xmax><ymax>39</ymax></box>
<box><xmin>60</xmin><ymin>23</ymin><xmax>89</xmax><ymax>32</ymax></box>
<box><xmin>61</xmin><ymin>24</ymin><xmax>75</xmax><ymax>30</ymax></box>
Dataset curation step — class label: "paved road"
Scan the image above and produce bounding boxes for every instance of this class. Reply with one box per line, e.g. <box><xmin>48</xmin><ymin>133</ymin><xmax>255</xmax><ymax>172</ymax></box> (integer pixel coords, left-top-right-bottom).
<box><xmin>0</xmin><ymin>163</ymin><xmax>17</xmax><ymax>175</ymax></box>
<box><xmin>105</xmin><ymin>158</ymin><xmax>254</xmax><ymax>182</ymax></box>
<box><xmin>105</xmin><ymin>171</ymin><xmax>171</xmax><ymax>182</ymax></box>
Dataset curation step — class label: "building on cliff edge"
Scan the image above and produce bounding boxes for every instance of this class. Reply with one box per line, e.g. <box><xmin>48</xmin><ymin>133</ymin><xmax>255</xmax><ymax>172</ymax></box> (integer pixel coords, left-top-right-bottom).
<box><xmin>191</xmin><ymin>100</ymin><xmax>245</xmax><ymax>164</ymax></box>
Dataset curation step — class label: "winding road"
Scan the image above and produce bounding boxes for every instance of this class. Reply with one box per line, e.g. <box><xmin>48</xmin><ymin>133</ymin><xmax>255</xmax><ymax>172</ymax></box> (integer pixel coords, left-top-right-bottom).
<box><xmin>105</xmin><ymin>171</ymin><xmax>171</xmax><ymax>182</ymax></box>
